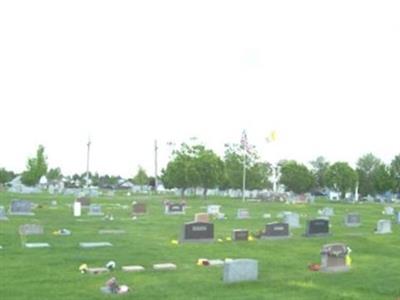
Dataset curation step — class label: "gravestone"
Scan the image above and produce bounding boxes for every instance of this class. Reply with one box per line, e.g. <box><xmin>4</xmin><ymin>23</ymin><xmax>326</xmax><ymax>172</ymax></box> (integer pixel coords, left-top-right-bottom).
<box><xmin>207</xmin><ymin>205</ymin><xmax>221</xmax><ymax>215</ymax></box>
<box><xmin>344</xmin><ymin>213</ymin><xmax>361</xmax><ymax>227</ymax></box>
<box><xmin>223</xmin><ymin>259</ymin><xmax>258</xmax><ymax>283</ymax></box>
<box><xmin>76</xmin><ymin>197</ymin><xmax>91</xmax><ymax>207</ymax></box>
<box><xmin>165</xmin><ymin>203</ymin><xmax>185</xmax><ymax>215</ymax></box>
<box><xmin>320</xmin><ymin>243</ymin><xmax>350</xmax><ymax>272</ymax></box>
<box><xmin>237</xmin><ymin>208</ymin><xmax>250</xmax><ymax>219</ymax></box>
<box><xmin>383</xmin><ymin>206</ymin><xmax>394</xmax><ymax>215</ymax></box>
<box><xmin>132</xmin><ymin>202</ymin><xmax>146</xmax><ymax>215</ymax></box>
<box><xmin>79</xmin><ymin>242</ymin><xmax>113</xmax><ymax>248</ymax></box>
<box><xmin>153</xmin><ymin>263</ymin><xmax>177</xmax><ymax>271</ymax></box>
<box><xmin>24</xmin><ymin>242</ymin><xmax>50</xmax><ymax>248</ymax></box>
<box><xmin>19</xmin><ymin>224</ymin><xmax>44</xmax><ymax>235</ymax></box>
<box><xmin>232</xmin><ymin>229</ymin><xmax>249</xmax><ymax>241</ymax></box>
<box><xmin>194</xmin><ymin>213</ymin><xmax>210</xmax><ymax>223</ymax></box>
<box><xmin>261</xmin><ymin>222</ymin><xmax>290</xmax><ymax>239</ymax></box>
<box><xmin>305</xmin><ymin>219</ymin><xmax>330</xmax><ymax>237</ymax></box>
<box><xmin>88</xmin><ymin>204</ymin><xmax>104</xmax><ymax>216</ymax></box>
<box><xmin>395</xmin><ymin>211</ymin><xmax>400</xmax><ymax>224</ymax></box>
<box><xmin>181</xmin><ymin>221</ymin><xmax>214</xmax><ymax>243</ymax></box>
<box><xmin>0</xmin><ymin>206</ymin><xmax>8</xmax><ymax>220</ymax></box>
<box><xmin>73</xmin><ymin>201</ymin><xmax>81</xmax><ymax>217</ymax></box>
<box><xmin>283</xmin><ymin>212</ymin><xmax>300</xmax><ymax>228</ymax></box>
<box><xmin>375</xmin><ymin>219</ymin><xmax>391</xmax><ymax>234</ymax></box>
<box><xmin>320</xmin><ymin>207</ymin><xmax>334</xmax><ymax>217</ymax></box>
<box><xmin>9</xmin><ymin>200</ymin><xmax>34</xmax><ymax>216</ymax></box>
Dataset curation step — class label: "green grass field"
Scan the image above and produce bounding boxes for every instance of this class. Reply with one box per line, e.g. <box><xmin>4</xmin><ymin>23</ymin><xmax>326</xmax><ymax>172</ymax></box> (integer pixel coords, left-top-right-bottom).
<box><xmin>0</xmin><ymin>192</ymin><xmax>399</xmax><ymax>300</ymax></box>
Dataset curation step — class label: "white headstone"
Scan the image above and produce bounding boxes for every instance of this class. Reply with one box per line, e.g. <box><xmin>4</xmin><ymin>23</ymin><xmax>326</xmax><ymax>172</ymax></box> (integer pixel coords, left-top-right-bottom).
<box><xmin>375</xmin><ymin>220</ymin><xmax>391</xmax><ymax>234</ymax></box>
<box><xmin>207</xmin><ymin>205</ymin><xmax>221</xmax><ymax>215</ymax></box>
<box><xmin>223</xmin><ymin>259</ymin><xmax>258</xmax><ymax>283</ymax></box>
<box><xmin>73</xmin><ymin>201</ymin><xmax>81</xmax><ymax>217</ymax></box>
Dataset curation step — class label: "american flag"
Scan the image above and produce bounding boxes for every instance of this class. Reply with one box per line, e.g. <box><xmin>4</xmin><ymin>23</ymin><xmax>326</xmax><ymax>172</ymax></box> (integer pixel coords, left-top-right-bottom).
<box><xmin>240</xmin><ymin>130</ymin><xmax>250</xmax><ymax>153</ymax></box>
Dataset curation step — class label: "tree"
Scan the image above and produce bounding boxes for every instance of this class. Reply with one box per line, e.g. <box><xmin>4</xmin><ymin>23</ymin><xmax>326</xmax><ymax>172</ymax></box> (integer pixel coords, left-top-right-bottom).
<box><xmin>194</xmin><ymin>146</ymin><xmax>224</xmax><ymax>197</ymax></box>
<box><xmin>0</xmin><ymin>168</ymin><xmax>15</xmax><ymax>185</ymax></box>
<box><xmin>279</xmin><ymin>160</ymin><xmax>315</xmax><ymax>194</ymax></box>
<box><xmin>310</xmin><ymin>156</ymin><xmax>330</xmax><ymax>190</ymax></box>
<box><xmin>161</xmin><ymin>143</ymin><xmax>199</xmax><ymax>197</ymax></box>
<box><xmin>21</xmin><ymin>145</ymin><xmax>48</xmax><ymax>186</ymax></box>
<box><xmin>247</xmin><ymin>162</ymin><xmax>272</xmax><ymax>190</ymax></box>
<box><xmin>372</xmin><ymin>164</ymin><xmax>393</xmax><ymax>194</ymax></box>
<box><xmin>132</xmin><ymin>166</ymin><xmax>149</xmax><ymax>189</ymax></box>
<box><xmin>46</xmin><ymin>167</ymin><xmax>62</xmax><ymax>182</ymax></box>
<box><xmin>326</xmin><ymin>162</ymin><xmax>358</xmax><ymax>198</ymax></box>
<box><xmin>390</xmin><ymin>154</ymin><xmax>400</xmax><ymax>193</ymax></box>
<box><xmin>356</xmin><ymin>153</ymin><xmax>382</xmax><ymax>196</ymax></box>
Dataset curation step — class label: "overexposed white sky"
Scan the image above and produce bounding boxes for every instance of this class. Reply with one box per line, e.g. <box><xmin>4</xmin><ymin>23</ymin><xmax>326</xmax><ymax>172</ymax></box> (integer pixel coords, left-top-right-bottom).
<box><xmin>1</xmin><ymin>1</ymin><xmax>399</xmax><ymax>178</ymax></box>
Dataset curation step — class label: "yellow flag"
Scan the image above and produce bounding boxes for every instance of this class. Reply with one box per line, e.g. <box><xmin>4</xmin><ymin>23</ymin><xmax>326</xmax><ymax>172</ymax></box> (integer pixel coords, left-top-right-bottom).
<box><xmin>266</xmin><ymin>130</ymin><xmax>277</xmax><ymax>143</ymax></box>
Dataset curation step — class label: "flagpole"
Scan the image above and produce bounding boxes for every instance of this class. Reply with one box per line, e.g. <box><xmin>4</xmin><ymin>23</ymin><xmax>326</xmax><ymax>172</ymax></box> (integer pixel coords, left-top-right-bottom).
<box><xmin>242</xmin><ymin>151</ymin><xmax>246</xmax><ymax>202</ymax></box>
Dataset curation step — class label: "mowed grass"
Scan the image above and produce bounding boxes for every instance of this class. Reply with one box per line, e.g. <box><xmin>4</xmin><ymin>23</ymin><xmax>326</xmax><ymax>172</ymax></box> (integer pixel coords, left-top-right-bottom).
<box><xmin>0</xmin><ymin>191</ymin><xmax>400</xmax><ymax>300</ymax></box>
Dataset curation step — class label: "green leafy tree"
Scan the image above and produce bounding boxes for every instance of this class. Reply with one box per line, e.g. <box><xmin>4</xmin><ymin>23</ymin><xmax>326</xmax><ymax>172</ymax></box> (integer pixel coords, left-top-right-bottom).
<box><xmin>356</xmin><ymin>153</ymin><xmax>382</xmax><ymax>196</ymax></box>
<box><xmin>161</xmin><ymin>143</ymin><xmax>199</xmax><ymax>197</ymax></box>
<box><xmin>0</xmin><ymin>168</ymin><xmax>15</xmax><ymax>185</ymax></box>
<box><xmin>390</xmin><ymin>154</ymin><xmax>400</xmax><ymax>193</ymax></box>
<box><xmin>247</xmin><ymin>162</ymin><xmax>272</xmax><ymax>190</ymax></box>
<box><xmin>279</xmin><ymin>160</ymin><xmax>315</xmax><ymax>194</ymax></box>
<box><xmin>326</xmin><ymin>162</ymin><xmax>358</xmax><ymax>198</ymax></box>
<box><xmin>46</xmin><ymin>167</ymin><xmax>62</xmax><ymax>182</ymax></box>
<box><xmin>310</xmin><ymin>156</ymin><xmax>330</xmax><ymax>190</ymax></box>
<box><xmin>372</xmin><ymin>164</ymin><xmax>393</xmax><ymax>194</ymax></box>
<box><xmin>194</xmin><ymin>146</ymin><xmax>224</xmax><ymax>197</ymax></box>
<box><xmin>21</xmin><ymin>145</ymin><xmax>48</xmax><ymax>186</ymax></box>
<box><xmin>133</xmin><ymin>166</ymin><xmax>149</xmax><ymax>189</ymax></box>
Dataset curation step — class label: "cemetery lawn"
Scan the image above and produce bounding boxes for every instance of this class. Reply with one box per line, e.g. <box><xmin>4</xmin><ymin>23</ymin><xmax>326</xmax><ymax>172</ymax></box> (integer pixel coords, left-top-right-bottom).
<box><xmin>1</xmin><ymin>192</ymin><xmax>399</xmax><ymax>300</ymax></box>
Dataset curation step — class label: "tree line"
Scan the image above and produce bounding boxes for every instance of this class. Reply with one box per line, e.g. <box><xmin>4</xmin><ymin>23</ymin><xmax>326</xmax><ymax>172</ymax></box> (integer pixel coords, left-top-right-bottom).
<box><xmin>0</xmin><ymin>144</ymin><xmax>399</xmax><ymax>198</ymax></box>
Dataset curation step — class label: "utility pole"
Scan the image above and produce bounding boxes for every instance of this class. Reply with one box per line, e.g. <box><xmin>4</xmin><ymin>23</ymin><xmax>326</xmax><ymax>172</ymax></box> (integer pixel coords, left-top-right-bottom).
<box><xmin>154</xmin><ymin>139</ymin><xmax>158</xmax><ymax>193</ymax></box>
<box><xmin>86</xmin><ymin>137</ymin><xmax>91</xmax><ymax>188</ymax></box>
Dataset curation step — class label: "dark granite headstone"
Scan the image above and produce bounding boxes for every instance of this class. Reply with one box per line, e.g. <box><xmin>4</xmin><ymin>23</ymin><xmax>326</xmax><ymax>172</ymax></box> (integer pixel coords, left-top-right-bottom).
<box><xmin>181</xmin><ymin>221</ymin><xmax>214</xmax><ymax>242</ymax></box>
<box><xmin>232</xmin><ymin>229</ymin><xmax>249</xmax><ymax>241</ymax></box>
<box><xmin>165</xmin><ymin>203</ymin><xmax>185</xmax><ymax>215</ymax></box>
<box><xmin>76</xmin><ymin>197</ymin><xmax>91</xmax><ymax>207</ymax></box>
<box><xmin>305</xmin><ymin>219</ymin><xmax>330</xmax><ymax>236</ymax></box>
<box><xmin>132</xmin><ymin>202</ymin><xmax>147</xmax><ymax>214</ymax></box>
<box><xmin>261</xmin><ymin>222</ymin><xmax>290</xmax><ymax>239</ymax></box>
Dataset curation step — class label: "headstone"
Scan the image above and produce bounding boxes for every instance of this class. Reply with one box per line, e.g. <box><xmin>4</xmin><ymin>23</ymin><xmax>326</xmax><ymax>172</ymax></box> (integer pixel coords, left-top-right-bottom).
<box><xmin>344</xmin><ymin>213</ymin><xmax>361</xmax><ymax>227</ymax></box>
<box><xmin>320</xmin><ymin>207</ymin><xmax>334</xmax><ymax>217</ymax></box>
<box><xmin>261</xmin><ymin>222</ymin><xmax>290</xmax><ymax>239</ymax></box>
<box><xmin>122</xmin><ymin>265</ymin><xmax>145</xmax><ymax>272</ymax></box>
<box><xmin>320</xmin><ymin>243</ymin><xmax>350</xmax><ymax>272</ymax></box>
<box><xmin>132</xmin><ymin>202</ymin><xmax>146</xmax><ymax>215</ymax></box>
<box><xmin>0</xmin><ymin>206</ymin><xmax>8</xmax><ymax>220</ymax></box>
<box><xmin>232</xmin><ymin>229</ymin><xmax>249</xmax><ymax>241</ymax></box>
<box><xmin>305</xmin><ymin>219</ymin><xmax>330</xmax><ymax>237</ymax></box>
<box><xmin>153</xmin><ymin>263</ymin><xmax>177</xmax><ymax>271</ymax></box>
<box><xmin>79</xmin><ymin>242</ymin><xmax>113</xmax><ymax>248</ymax></box>
<box><xmin>165</xmin><ymin>203</ymin><xmax>185</xmax><ymax>215</ymax></box>
<box><xmin>223</xmin><ymin>259</ymin><xmax>258</xmax><ymax>283</ymax></box>
<box><xmin>194</xmin><ymin>213</ymin><xmax>210</xmax><ymax>223</ymax></box>
<box><xmin>237</xmin><ymin>208</ymin><xmax>250</xmax><ymax>219</ymax></box>
<box><xmin>283</xmin><ymin>212</ymin><xmax>300</xmax><ymax>228</ymax></box>
<box><xmin>86</xmin><ymin>267</ymin><xmax>109</xmax><ymax>274</ymax></box>
<box><xmin>208</xmin><ymin>259</ymin><xmax>225</xmax><ymax>267</ymax></box>
<box><xmin>24</xmin><ymin>243</ymin><xmax>50</xmax><ymax>248</ymax></box>
<box><xmin>73</xmin><ymin>201</ymin><xmax>82</xmax><ymax>217</ymax></box>
<box><xmin>19</xmin><ymin>224</ymin><xmax>44</xmax><ymax>235</ymax></box>
<box><xmin>375</xmin><ymin>219</ymin><xmax>391</xmax><ymax>234</ymax></box>
<box><xmin>98</xmin><ymin>229</ymin><xmax>126</xmax><ymax>235</ymax></box>
<box><xmin>76</xmin><ymin>197</ymin><xmax>90</xmax><ymax>207</ymax></box>
<box><xmin>207</xmin><ymin>205</ymin><xmax>221</xmax><ymax>215</ymax></box>
<box><xmin>181</xmin><ymin>221</ymin><xmax>214</xmax><ymax>243</ymax></box>
<box><xmin>383</xmin><ymin>206</ymin><xmax>394</xmax><ymax>215</ymax></box>
<box><xmin>395</xmin><ymin>211</ymin><xmax>400</xmax><ymax>224</ymax></box>
<box><xmin>88</xmin><ymin>204</ymin><xmax>104</xmax><ymax>216</ymax></box>
<box><xmin>9</xmin><ymin>200</ymin><xmax>34</xmax><ymax>216</ymax></box>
